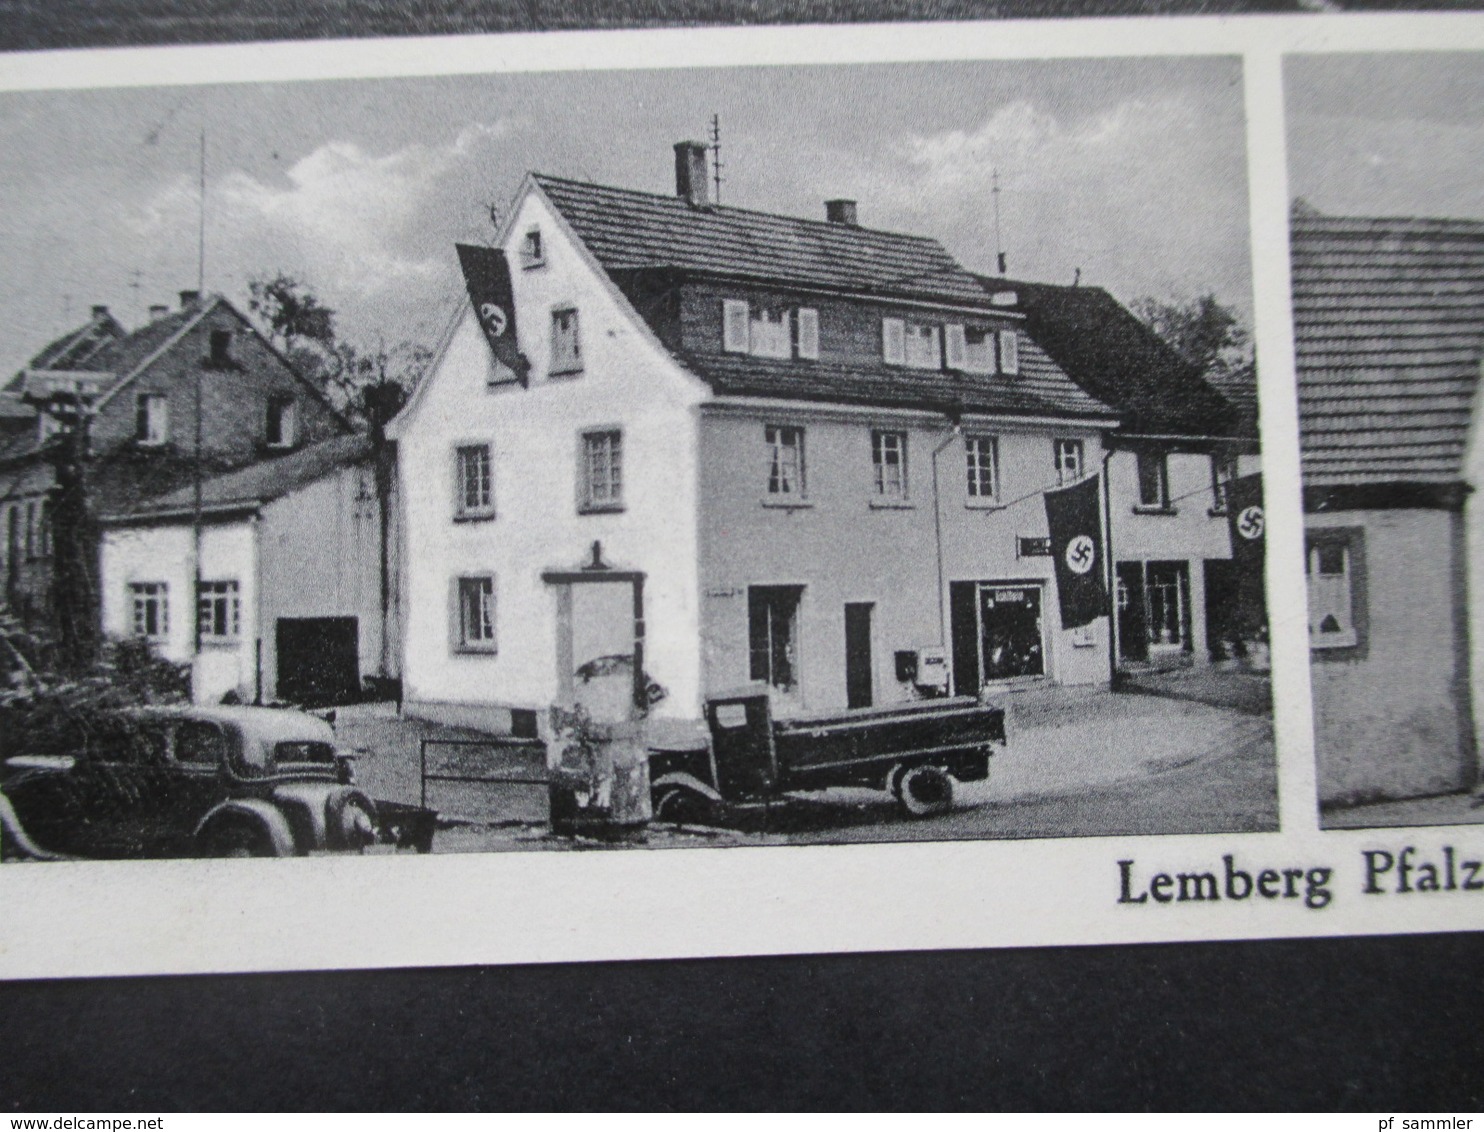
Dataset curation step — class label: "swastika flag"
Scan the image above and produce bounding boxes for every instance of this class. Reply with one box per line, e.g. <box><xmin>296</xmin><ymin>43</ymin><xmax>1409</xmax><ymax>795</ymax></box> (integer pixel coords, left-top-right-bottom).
<box><xmin>1224</xmin><ymin>472</ymin><xmax>1267</xmax><ymax>637</ymax></box>
<box><xmin>1044</xmin><ymin>473</ymin><xmax>1108</xmax><ymax>630</ymax></box>
<box><xmin>456</xmin><ymin>243</ymin><xmax>530</xmax><ymax>384</ymax></box>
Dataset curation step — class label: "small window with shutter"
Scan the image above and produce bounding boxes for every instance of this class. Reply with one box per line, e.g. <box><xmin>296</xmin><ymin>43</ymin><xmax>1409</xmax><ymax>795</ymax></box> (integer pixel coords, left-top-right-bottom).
<box><xmin>796</xmin><ymin>308</ymin><xmax>820</xmax><ymax>360</ymax></box>
<box><xmin>963</xmin><ymin>328</ymin><xmax>996</xmax><ymax>374</ymax></box>
<box><xmin>944</xmin><ymin>324</ymin><xmax>967</xmax><ymax>370</ymax></box>
<box><xmin>882</xmin><ymin>318</ymin><xmax>906</xmax><ymax>366</ymax></box>
<box><xmin>723</xmin><ymin>300</ymin><xmax>751</xmax><ymax>353</ymax></box>
<box><xmin>999</xmin><ymin>330</ymin><xmax>1020</xmax><ymax>375</ymax></box>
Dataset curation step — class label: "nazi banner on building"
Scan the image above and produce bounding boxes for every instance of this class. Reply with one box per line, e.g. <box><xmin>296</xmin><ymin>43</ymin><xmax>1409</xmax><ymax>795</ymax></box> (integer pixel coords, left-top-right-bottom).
<box><xmin>1044</xmin><ymin>473</ymin><xmax>1108</xmax><ymax>631</ymax></box>
<box><xmin>456</xmin><ymin>242</ymin><xmax>530</xmax><ymax>384</ymax></box>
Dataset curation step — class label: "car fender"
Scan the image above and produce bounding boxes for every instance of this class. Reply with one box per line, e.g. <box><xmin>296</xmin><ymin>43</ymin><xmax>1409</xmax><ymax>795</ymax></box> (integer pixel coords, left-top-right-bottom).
<box><xmin>650</xmin><ymin>772</ymin><xmax>725</xmax><ymax>804</ymax></box>
<box><xmin>0</xmin><ymin>787</ymin><xmax>70</xmax><ymax>861</ymax></box>
<box><xmin>193</xmin><ymin>799</ymin><xmax>297</xmax><ymax>857</ymax></box>
<box><xmin>324</xmin><ymin>786</ymin><xmax>377</xmax><ymax>850</ymax></box>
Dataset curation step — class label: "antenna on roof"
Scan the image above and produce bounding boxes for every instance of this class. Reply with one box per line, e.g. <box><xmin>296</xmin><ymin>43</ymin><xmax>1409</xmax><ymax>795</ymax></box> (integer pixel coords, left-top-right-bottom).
<box><xmin>710</xmin><ymin>115</ymin><xmax>724</xmax><ymax>206</ymax></box>
<box><xmin>992</xmin><ymin>169</ymin><xmax>1007</xmax><ymax>276</ymax></box>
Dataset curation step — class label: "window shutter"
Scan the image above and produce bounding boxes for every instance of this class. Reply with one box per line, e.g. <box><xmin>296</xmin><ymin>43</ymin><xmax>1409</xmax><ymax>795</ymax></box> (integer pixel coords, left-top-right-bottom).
<box><xmin>723</xmin><ymin>299</ymin><xmax>751</xmax><ymax>353</ymax></box>
<box><xmin>999</xmin><ymin>329</ymin><xmax>1020</xmax><ymax>375</ymax></box>
<box><xmin>944</xmin><ymin>324</ymin><xmax>967</xmax><ymax>370</ymax></box>
<box><xmin>796</xmin><ymin>308</ymin><xmax>820</xmax><ymax>360</ymax></box>
<box><xmin>882</xmin><ymin>318</ymin><xmax>906</xmax><ymax>365</ymax></box>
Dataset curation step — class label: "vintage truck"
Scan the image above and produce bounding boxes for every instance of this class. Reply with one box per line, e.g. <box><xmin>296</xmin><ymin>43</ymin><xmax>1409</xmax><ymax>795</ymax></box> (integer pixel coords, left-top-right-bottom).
<box><xmin>648</xmin><ymin>691</ymin><xmax>1007</xmax><ymax>823</ymax></box>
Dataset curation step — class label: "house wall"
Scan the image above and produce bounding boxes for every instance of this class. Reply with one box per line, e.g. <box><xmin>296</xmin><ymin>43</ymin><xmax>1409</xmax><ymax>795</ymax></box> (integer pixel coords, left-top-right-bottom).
<box><xmin>99</xmin><ymin>518</ymin><xmax>259</xmax><ymax>705</ymax></box>
<box><xmin>697</xmin><ymin>406</ymin><xmax>1109</xmax><ymax>714</ymax></box>
<box><xmin>1107</xmin><ymin>448</ymin><xmax>1237</xmax><ymax>665</ymax></box>
<box><xmin>257</xmin><ymin>460</ymin><xmax>391</xmax><ymax>697</ymax></box>
<box><xmin>90</xmin><ymin>303</ymin><xmax>345</xmax><ymax>496</ymax></box>
<box><xmin>1308</xmin><ymin>506</ymin><xmax>1475</xmax><ymax>804</ymax></box>
<box><xmin>395</xmin><ymin>189</ymin><xmax>705</xmax><ymax>721</ymax></box>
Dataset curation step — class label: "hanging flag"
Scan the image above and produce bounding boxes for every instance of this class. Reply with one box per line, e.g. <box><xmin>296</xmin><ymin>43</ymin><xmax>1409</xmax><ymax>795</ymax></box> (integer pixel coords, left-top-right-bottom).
<box><xmin>1225</xmin><ymin>472</ymin><xmax>1267</xmax><ymax>637</ymax></box>
<box><xmin>1044</xmin><ymin>473</ymin><xmax>1108</xmax><ymax>630</ymax></box>
<box><xmin>455</xmin><ymin>243</ymin><xmax>530</xmax><ymax>385</ymax></box>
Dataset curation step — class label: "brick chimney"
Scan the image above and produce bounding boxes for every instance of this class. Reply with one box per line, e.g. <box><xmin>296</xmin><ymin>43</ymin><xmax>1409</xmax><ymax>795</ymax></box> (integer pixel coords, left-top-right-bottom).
<box><xmin>825</xmin><ymin>199</ymin><xmax>858</xmax><ymax>226</ymax></box>
<box><xmin>179</xmin><ymin>289</ymin><xmax>200</xmax><ymax>309</ymax></box>
<box><xmin>91</xmin><ymin>304</ymin><xmax>109</xmax><ymax>320</ymax></box>
<box><xmin>674</xmin><ymin>141</ymin><xmax>709</xmax><ymax>207</ymax></box>
<box><xmin>148</xmin><ymin>304</ymin><xmax>169</xmax><ymax>321</ymax></box>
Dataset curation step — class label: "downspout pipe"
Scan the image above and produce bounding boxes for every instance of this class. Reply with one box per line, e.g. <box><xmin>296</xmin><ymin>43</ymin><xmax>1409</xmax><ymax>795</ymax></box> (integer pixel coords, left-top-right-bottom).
<box><xmin>931</xmin><ymin>415</ymin><xmax>963</xmax><ymax>652</ymax></box>
<box><xmin>1102</xmin><ymin>446</ymin><xmax>1118</xmax><ymax>689</ymax></box>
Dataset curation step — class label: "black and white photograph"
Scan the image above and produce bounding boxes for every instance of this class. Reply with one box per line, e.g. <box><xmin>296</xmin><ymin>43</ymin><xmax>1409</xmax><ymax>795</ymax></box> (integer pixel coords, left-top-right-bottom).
<box><xmin>1287</xmin><ymin>51</ymin><xmax>1484</xmax><ymax>829</ymax></box>
<box><xmin>0</xmin><ymin>55</ymin><xmax>1275</xmax><ymax>864</ymax></box>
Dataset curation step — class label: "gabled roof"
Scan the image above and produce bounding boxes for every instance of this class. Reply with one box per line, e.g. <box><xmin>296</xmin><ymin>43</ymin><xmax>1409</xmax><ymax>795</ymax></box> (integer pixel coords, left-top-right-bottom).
<box><xmin>103</xmin><ymin>433</ymin><xmax>373</xmax><ymax>524</ymax></box>
<box><xmin>1291</xmin><ymin>214</ymin><xmax>1484</xmax><ymax>486</ymax></box>
<box><xmin>993</xmin><ymin>278</ymin><xmax>1244</xmax><ymax>440</ymax></box>
<box><xmin>533</xmin><ymin>173</ymin><xmax>993</xmax><ymax>306</ymax></box>
<box><xmin>14</xmin><ymin>310</ymin><xmax>128</xmax><ymax>379</ymax></box>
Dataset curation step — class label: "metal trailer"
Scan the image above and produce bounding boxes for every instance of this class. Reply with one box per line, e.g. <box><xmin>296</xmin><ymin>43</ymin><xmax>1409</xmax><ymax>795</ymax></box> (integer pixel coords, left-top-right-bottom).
<box><xmin>649</xmin><ymin>691</ymin><xmax>1007</xmax><ymax>823</ymax></box>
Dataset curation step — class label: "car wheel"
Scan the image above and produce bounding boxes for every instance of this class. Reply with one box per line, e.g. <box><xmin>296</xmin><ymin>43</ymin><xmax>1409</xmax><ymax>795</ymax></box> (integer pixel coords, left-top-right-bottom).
<box><xmin>199</xmin><ymin>819</ymin><xmax>282</xmax><ymax>858</ymax></box>
<box><xmin>653</xmin><ymin>785</ymin><xmax>713</xmax><ymax>826</ymax></box>
<box><xmin>897</xmin><ymin>765</ymin><xmax>955</xmax><ymax>818</ymax></box>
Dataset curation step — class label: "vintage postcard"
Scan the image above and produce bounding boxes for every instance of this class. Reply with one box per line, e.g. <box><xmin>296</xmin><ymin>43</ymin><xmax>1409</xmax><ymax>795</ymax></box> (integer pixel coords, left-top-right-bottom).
<box><xmin>1</xmin><ymin>14</ymin><xmax>1482</xmax><ymax>980</ymax></box>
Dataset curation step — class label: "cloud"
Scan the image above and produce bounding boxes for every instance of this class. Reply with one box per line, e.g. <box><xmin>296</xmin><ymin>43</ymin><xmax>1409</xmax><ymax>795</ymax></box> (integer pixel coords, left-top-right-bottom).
<box><xmin>809</xmin><ymin>95</ymin><xmax>1252</xmax><ymax>317</ymax></box>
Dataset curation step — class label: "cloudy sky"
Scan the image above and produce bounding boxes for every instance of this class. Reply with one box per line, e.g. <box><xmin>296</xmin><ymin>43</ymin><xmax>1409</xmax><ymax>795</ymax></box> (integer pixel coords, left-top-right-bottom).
<box><xmin>1286</xmin><ymin>53</ymin><xmax>1484</xmax><ymax>220</ymax></box>
<box><xmin>0</xmin><ymin>56</ymin><xmax>1251</xmax><ymax>379</ymax></box>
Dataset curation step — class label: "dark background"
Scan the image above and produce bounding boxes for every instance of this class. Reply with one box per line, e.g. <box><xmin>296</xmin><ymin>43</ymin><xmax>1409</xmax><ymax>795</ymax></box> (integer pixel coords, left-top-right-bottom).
<box><xmin>4</xmin><ymin>0</ymin><xmax>1483</xmax><ymax>1113</ymax></box>
<box><xmin>4</xmin><ymin>934</ymin><xmax>1484</xmax><ymax>1109</ymax></box>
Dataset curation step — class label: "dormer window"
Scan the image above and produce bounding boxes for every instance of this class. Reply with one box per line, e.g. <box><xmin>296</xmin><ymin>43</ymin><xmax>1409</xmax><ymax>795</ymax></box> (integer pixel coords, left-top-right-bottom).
<box><xmin>945</xmin><ymin>325</ymin><xmax>999</xmax><ymax>374</ymax></box>
<box><xmin>209</xmin><ymin>329</ymin><xmax>233</xmax><ymax>367</ymax></box>
<box><xmin>722</xmin><ymin>300</ymin><xmax>819</xmax><ymax>360</ymax></box>
<box><xmin>521</xmin><ymin>227</ymin><xmax>545</xmax><ymax>268</ymax></box>
<box><xmin>882</xmin><ymin>318</ymin><xmax>941</xmax><ymax>369</ymax></box>
<box><xmin>266</xmin><ymin>396</ymin><xmax>296</xmax><ymax>449</ymax></box>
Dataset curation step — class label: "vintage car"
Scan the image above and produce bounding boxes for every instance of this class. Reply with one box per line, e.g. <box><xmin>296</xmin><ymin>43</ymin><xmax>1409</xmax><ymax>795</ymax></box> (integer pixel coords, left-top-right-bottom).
<box><xmin>0</xmin><ymin>704</ymin><xmax>432</xmax><ymax>860</ymax></box>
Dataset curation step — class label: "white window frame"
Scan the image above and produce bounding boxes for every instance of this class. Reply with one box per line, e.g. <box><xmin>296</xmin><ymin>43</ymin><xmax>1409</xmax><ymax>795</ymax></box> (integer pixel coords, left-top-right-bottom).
<box><xmin>265</xmin><ymin>397</ymin><xmax>296</xmax><ymax>449</ymax></box>
<box><xmin>551</xmin><ymin>306</ymin><xmax>583</xmax><ymax>375</ymax></box>
<box><xmin>903</xmin><ymin>322</ymin><xmax>942</xmax><ymax>370</ymax></box>
<box><xmin>136</xmin><ymin>393</ymin><xmax>169</xmax><ymax>446</ymax></box>
<box><xmin>872</xmin><ymin>429</ymin><xmax>909</xmax><ymax>500</ymax></box>
<box><xmin>196</xmin><ymin>580</ymin><xmax>241</xmax><ymax>642</ymax></box>
<box><xmin>454</xmin><ymin>443</ymin><xmax>494</xmax><ymax>520</ymax></box>
<box><xmin>724</xmin><ymin>300</ymin><xmax>819</xmax><ymax>361</ymax></box>
<box><xmin>130</xmin><ymin>582</ymin><xmax>169</xmax><ymax>641</ymax></box>
<box><xmin>882</xmin><ymin>317</ymin><xmax>907</xmax><ymax>366</ymax></box>
<box><xmin>1054</xmin><ymin>438</ymin><xmax>1085</xmax><ymax>485</ymax></box>
<box><xmin>1135</xmin><ymin>450</ymin><xmax>1171</xmax><ymax>511</ymax></box>
<box><xmin>764</xmin><ymin>424</ymin><xmax>806</xmax><ymax>501</ymax></box>
<box><xmin>520</xmin><ymin>227</ymin><xmax>545</xmax><ymax>268</ymax></box>
<box><xmin>965</xmin><ymin>435</ymin><xmax>1000</xmax><ymax>504</ymax></box>
<box><xmin>580</xmin><ymin>428</ymin><xmax>623</xmax><ymax>513</ymax></box>
<box><xmin>999</xmin><ymin>330</ymin><xmax>1020</xmax><ymax>375</ymax></box>
<box><xmin>1308</xmin><ymin>536</ymin><xmax>1360</xmax><ymax>650</ymax></box>
<box><xmin>454</xmin><ymin>574</ymin><xmax>497</xmax><ymax>653</ymax></box>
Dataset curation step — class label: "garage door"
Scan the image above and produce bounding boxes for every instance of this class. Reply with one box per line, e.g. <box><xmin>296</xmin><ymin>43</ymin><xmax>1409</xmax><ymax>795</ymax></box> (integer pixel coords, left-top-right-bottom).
<box><xmin>276</xmin><ymin>617</ymin><xmax>360</xmax><ymax>706</ymax></box>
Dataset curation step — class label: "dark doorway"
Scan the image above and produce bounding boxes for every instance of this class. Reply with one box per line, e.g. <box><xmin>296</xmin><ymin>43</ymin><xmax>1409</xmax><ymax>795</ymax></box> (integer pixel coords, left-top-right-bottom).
<box><xmin>1116</xmin><ymin>562</ymin><xmax>1149</xmax><ymax>662</ymax></box>
<box><xmin>748</xmin><ymin>586</ymin><xmax>803</xmax><ymax>694</ymax></box>
<box><xmin>276</xmin><ymin>617</ymin><xmax>360</xmax><ymax>705</ymax></box>
<box><xmin>949</xmin><ymin>581</ymin><xmax>1046</xmax><ymax>695</ymax></box>
<box><xmin>1204</xmin><ymin>559</ymin><xmax>1238</xmax><ymax>660</ymax></box>
<box><xmin>844</xmin><ymin>602</ymin><xmax>874</xmax><ymax>709</ymax></box>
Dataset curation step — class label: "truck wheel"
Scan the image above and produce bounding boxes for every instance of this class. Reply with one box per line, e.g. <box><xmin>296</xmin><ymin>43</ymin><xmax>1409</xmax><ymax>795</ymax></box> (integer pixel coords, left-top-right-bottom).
<box><xmin>897</xmin><ymin>765</ymin><xmax>955</xmax><ymax>818</ymax></box>
<box><xmin>199</xmin><ymin>818</ymin><xmax>286</xmax><ymax>858</ymax></box>
<box><xmin>654</xmin><ymin>785</ymin><xmax>713</xmax><ymax>826</ymax></box>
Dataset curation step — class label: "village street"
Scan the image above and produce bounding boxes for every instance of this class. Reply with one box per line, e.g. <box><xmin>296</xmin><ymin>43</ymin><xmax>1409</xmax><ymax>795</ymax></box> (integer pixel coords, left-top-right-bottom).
<box><xmin>341</xmin><ymin>678</ymin><xmax>1277</xmax><ymax>853</ymax></box>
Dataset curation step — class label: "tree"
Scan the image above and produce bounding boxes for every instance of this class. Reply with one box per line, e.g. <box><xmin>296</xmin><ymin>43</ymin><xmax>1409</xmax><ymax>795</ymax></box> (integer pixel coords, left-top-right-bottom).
<box><xmin>1131</xmin><ymin>291</ymin><xmax>1252</xmax><ymax>381</ymax></box>
<box><xmin>247</xmin><ymin>274</ymin><xmax>337</xmax><ymax>356</ymax></box>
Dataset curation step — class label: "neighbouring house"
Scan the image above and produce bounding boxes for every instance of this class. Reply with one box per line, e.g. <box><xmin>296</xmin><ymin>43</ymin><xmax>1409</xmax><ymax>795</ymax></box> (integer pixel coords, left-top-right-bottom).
<box><xmin>1291</xmin><ymin>211</ymin><xmax>1484</xmax><ymax>806</ymax></box>
<box><xmin>98</xmin><ymin>433</ymin><xmax>398</xmax><ymax>706</ymax></box>
<box><xmin>391</xmin><ymin>142</ymin><xmax>1251</xmax><ymax>732</ymax></box>
<box><xmin>0</xmin><ymin>291</ymin><xmax>350</xmax><ymax>636</ymax></box>
<box><xmin>1002</xmin><ymin>280</ymin><xmax>1262</xmax><ymax>672</ymax></box>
